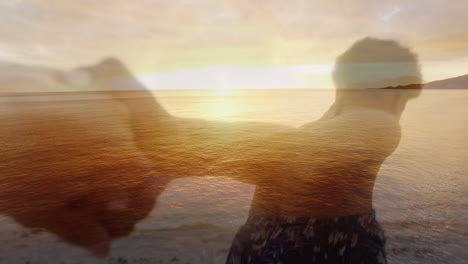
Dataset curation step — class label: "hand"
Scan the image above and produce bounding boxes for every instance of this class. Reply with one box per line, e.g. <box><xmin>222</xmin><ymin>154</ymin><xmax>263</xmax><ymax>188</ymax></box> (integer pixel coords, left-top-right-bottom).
<box><xmin>1</xmin><ymin>58</ymin><xmax>171</xmax><ymax>256</ymax></box>
<box><xmin>7</xmin><ymin>176</ymin><xmax>167</xmax><ymax>257</ymax></box>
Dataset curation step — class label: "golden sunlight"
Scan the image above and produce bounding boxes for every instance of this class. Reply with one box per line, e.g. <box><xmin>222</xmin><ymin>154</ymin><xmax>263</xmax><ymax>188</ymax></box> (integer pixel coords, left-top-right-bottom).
<box><xmin>205</xmin><ymin>96</ymin><xmax>237</xmax><ymax>120</ymax></box>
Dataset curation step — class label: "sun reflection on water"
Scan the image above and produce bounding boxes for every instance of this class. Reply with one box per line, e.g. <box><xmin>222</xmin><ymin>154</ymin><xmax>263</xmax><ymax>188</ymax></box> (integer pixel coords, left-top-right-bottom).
<box><xmin>206</xmin><ymin>96</ymin><xmax>237</xmax><ymax>120</ymax></box>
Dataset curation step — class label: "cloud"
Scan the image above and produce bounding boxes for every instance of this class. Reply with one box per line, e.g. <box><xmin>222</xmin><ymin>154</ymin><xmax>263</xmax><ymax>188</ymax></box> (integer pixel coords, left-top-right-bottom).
<box><xmin>0</xmin><ymin>0</ymin><xmax>466</xmax><ymax>79</ymax></box>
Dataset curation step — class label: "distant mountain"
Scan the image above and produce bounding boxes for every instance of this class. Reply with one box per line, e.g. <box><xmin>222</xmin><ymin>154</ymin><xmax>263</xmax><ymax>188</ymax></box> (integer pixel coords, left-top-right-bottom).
<box><xmin>423</xmin><ymin>74</ymin><xmax>468</xmax><ymax>89</ymax></box>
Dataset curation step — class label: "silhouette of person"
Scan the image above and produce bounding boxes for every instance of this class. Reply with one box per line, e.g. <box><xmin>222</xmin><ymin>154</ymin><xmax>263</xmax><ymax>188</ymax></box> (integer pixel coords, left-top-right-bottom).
<box><xmin>225</xmin><ymin>38</ymin><xmax>422</xmax><ymax>263</ymax></box>
<box><xmin>63</xmin><ymin>38</ymin><xmax>421</xmax><ymax>263</ymax></box>
<box><xmin>0</xmin><ymin>37</ymin><xmax>421</xmax><ymax>264</ymax></box>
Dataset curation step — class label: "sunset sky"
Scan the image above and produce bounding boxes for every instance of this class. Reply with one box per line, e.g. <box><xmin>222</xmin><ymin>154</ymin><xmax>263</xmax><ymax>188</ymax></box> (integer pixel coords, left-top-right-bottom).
<box><xmin>0</xmin><ymin>0</ymin><xmax>467</xmax><ymax>91</ymax></box>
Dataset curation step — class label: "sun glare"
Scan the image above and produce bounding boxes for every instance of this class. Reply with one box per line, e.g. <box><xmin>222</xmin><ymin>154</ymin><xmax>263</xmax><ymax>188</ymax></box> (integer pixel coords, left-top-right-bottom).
<box><xmin>211</xmin><ymin>89</ymin><xmax>236</xmax><ymax>96</ymax></box>
<box><xmin>137</xmin><ymin>64</ymin><xmax>335</xmax><ymax>91</ymax></box>
<box><xmin>205</xmin><ymin>97</ymin><xmax>237</xmax><ymax>120</ymax></box>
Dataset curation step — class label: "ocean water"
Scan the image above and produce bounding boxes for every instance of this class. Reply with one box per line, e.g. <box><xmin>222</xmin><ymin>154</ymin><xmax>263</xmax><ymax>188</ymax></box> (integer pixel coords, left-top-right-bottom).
<box><xmin>144</xmin><ymin>89</ymin><xmax>467</xmax><ymax>222</ymax></box>
<box><xmin>146</xmin><ymin>89</ymin><xmax>468</xmax><ymax>262</ymax></box>
<box><xmin>0</xmin><ymin>89</ymin><xmax>467</xmax><ymax>263</ymax></box>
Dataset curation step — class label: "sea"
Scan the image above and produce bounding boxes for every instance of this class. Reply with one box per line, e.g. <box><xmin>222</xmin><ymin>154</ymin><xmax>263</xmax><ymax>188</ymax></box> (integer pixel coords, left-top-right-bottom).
<box><xmin>0</xmin><ymin>89</ymin><xmax>466</xmax><ymax>263</ymax></box>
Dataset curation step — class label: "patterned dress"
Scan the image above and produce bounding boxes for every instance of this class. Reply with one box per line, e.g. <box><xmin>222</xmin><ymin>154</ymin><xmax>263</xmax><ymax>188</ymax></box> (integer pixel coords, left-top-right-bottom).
<box><xmin>226</xmin><ymin>211</ymin><xmax>386</xmax><ymax>264</ymax></box>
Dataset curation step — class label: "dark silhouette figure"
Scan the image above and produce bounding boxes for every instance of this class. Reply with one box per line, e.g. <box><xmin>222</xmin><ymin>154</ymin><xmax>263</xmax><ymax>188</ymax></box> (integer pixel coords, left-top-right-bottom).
<box><xmin>225</xmin><ymin>38</ymin><xmax>422</xmax><ymax>263</ymax></box>
<box><xmin>0</xmin><ymin>37</ymin><xmax>421</xmax><ymax>263</ymax></box>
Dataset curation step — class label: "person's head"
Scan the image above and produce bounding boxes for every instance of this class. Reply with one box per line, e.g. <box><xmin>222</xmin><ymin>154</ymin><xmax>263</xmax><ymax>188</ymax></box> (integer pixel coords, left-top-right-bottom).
<box><xmin>332</xmin><ymin>38</ymin><xmax>422</xmax><ymax>115</ymax></box>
